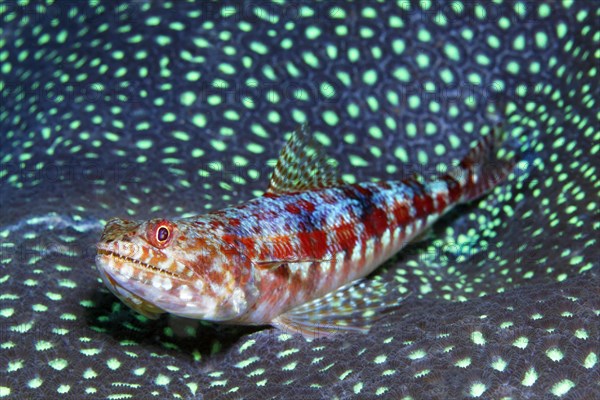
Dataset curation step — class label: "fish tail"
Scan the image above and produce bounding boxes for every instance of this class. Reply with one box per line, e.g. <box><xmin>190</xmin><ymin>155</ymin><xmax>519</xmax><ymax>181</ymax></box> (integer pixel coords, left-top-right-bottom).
<box><xmin>450</xmin><ymin>123</ymin><xmax>516</xmax><ymax>203</ymax></box>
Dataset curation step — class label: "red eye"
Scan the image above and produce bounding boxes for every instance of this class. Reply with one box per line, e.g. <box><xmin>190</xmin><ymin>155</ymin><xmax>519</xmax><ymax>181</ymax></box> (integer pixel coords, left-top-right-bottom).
<box><xmin>156</xmin><ymin>226</ymin><xmax>170</xmax><ymax>242</ymax></box>
<box><xmin>148</xmin><ymin>219</ymin><xmax>174</xmax><ymax>248</ymax></box>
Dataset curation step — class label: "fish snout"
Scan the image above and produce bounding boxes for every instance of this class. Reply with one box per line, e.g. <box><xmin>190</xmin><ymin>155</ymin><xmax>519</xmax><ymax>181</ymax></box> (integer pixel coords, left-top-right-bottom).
<box><xmin>96</xmin><ymin>240</ymin><xmax>144</xmax><ymax>260</ymax></box>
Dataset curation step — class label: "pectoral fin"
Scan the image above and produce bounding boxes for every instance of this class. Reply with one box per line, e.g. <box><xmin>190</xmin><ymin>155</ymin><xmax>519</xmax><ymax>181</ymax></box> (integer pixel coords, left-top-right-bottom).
<box><xmin>271</xmin><ymin>279</ymin><xmax>408</xmax><ymax>340</ymax></box>
<box><xmin>254</xmin><ymin>261</ymin><xmax>286</xmax><ymax>271</ymax></box>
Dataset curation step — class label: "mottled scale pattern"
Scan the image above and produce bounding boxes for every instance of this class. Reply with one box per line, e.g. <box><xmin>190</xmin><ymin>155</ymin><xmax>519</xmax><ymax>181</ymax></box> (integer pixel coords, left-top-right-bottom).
<box><xmin>198</xmin><ymin>174</ymin><xmax>470</xmax><ymax>328</ymax></box>
<box><xmin>0</xmin><ymin>1</ymin><xmax>598</xmax><ymax>399</ymax></box>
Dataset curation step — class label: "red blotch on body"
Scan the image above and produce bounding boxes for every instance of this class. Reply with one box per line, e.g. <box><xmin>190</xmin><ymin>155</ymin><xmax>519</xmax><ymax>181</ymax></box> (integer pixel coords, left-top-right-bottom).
<box><xmin>363</xmin><ymin>207</ymin><xmax>388</xmax><ymax>238</ymax></box>
<box><xmin>239</xmin><ymin>237</ymin><xmax>257</xmax><ymax>259</ymax></box>
<box><xmin>221</xmin><ymin>234</ymin><xmax>243</xmax><ymax>258</ymax></box>
<box><xmin>354</xmin><ymin>184</ymin><xmax>373</xmax><ymax>197</ymax></box>
<box><xmin>255</xmin><ymin>236</ymin><xmax>295</xmax><ymax>264</ymax></box>
<box><xmin>297</xmin><ymin>230</ymin><xmax>329</xmax><ymax>260</ymax></box>
<box><xmin>207</xmin><ymin>268</ymin><xmax>225</xmax><ymax>285</ymax></box>
<box><xmin>297</xmin><ymin>199</ymin><xmax>316</xmax><ymax>212</ymax></box>
<box><xmin>335</xmin><ymin>223</ymin><xmax>358</xmax><ymax>253</ymax></box>
<box><xmin>272</xmin><ymin>236</ymin><xmax>294</xmax><ymax>260</ymax></box>
<box><xmin>435</xmin><ymin>193</ymin><xmax>447</xmax><ymax>213</ymax></box>
<box><xmin>413</xmin><ymin>194</ymin><xmax>434</xmax><ymax>218</ymax></box>
<box><xmin>377</xmin><ymin>181</ymin><xmax>392</xmax><ymax>190</ymax></box>
<box><xmin>392</xmin><ymin>201</ymin><xmax>411</xmax><ymax>226</ymax></box>
<box><xmin>285</xmin><ymin>203</ymin><xmax>302</xmax><ymax>214</ymax></box>
<box><xmin>209</xmin><ymin>220</ymin><xmax>224</xmax><ymax>230</ymax></box>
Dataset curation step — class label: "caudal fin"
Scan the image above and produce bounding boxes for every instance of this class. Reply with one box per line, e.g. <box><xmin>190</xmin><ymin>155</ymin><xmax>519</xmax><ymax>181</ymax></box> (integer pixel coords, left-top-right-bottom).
<box><xmin>449</xmin><ymin>124</ymin><xmax>517</xmax><ymax>203</ymax></box>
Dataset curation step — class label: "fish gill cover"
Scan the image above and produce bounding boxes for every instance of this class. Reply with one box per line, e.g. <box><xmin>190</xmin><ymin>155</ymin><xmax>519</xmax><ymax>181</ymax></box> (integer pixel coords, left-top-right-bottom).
<box><xmin>0</xmin><ymin>0</ymin><xmax>598</xmax><ymax>399</ymax></box>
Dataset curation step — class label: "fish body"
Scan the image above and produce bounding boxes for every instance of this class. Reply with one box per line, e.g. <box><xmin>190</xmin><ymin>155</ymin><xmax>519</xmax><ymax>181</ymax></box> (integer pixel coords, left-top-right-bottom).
<box><xmin>96</xmin><ymin>124</ymin><xmax>515</xmax><ymax>338</ymax></box>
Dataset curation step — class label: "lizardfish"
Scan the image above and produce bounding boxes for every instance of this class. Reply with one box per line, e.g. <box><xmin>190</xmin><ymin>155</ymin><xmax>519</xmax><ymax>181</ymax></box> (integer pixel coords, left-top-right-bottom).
<box><xmin>95</xmin><ymin>124</ymin><xmax>516</xmax><ymax>338</ymax></box>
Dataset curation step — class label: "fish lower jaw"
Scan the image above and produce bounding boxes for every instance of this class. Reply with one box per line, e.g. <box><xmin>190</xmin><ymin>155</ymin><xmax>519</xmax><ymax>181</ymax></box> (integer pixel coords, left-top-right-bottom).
<box><xmin>102</xmin><ymin>273</ymin><xmax>166</xmax><ymax>319</ymax></box>
<box><xmin>96</xmin><ymin>249</ymin><xmax>183</xmax><ymax>279</ymax></box>
<box><xmin>114</xmin><ymin>285</ymin><xmax>166</xmax><ymax>319</ymax></box>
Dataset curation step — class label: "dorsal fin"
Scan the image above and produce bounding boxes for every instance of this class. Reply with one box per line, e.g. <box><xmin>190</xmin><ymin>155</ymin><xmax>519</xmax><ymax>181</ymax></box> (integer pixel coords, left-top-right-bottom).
<box><xmin>266</xmin><ymin>124</ymin><xmax>344</xmax><ymax>195</ymax></box>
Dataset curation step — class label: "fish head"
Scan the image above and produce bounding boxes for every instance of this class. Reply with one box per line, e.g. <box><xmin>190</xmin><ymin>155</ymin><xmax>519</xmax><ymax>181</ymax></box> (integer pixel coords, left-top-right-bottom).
<box><xmin>95</xmin><ymin>217</ymin><xmax>256</xmax><ymax>322</ymax></box>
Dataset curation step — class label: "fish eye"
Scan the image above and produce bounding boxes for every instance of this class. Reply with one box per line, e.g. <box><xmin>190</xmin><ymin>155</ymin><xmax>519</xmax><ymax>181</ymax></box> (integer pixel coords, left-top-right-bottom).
<box><xmin>147</xmin><ymin>220</ymin><xmax>174</xmax><ymax>248</ymax></box>
<box><xmin>156</xmin><ymin>226</ymin><xmax>170</xmax><ymax>242</ymax></box>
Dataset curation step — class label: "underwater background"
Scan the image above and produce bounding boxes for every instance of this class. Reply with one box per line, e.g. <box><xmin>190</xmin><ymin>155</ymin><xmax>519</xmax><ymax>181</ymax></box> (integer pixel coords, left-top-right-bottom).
<box><xmin>0</xmin><ymin>0</ymin><xmax>598</xmax><ymax>399</ymax></box>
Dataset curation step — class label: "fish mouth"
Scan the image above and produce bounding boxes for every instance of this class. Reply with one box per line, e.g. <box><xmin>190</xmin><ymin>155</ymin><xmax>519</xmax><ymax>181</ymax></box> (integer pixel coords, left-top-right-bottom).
<box><xmin>96</xmin><ymin>248</ymin><xmax>183</xmax><ymax>279</ymax></box>
<box><xmin>95</xmin><ymin>260</ymin><xmax>165</xmax><ymax>319</ymax></box>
